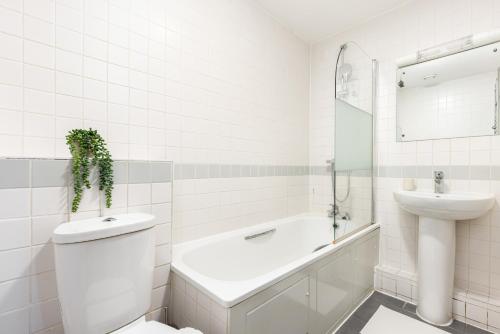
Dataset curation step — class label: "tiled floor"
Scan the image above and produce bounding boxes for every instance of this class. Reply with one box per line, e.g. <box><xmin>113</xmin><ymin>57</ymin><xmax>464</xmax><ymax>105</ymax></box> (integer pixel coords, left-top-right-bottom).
<box><xmin>336</xmin><ymin>292</ymin><xmax>491</xmax><ymax>334</ymax></box>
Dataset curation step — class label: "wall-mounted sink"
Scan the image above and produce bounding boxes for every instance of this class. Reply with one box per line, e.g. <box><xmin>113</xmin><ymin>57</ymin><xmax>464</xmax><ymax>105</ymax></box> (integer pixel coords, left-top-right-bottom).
<box><xmin>394</xmin><ymin>191</ymin><xmax>495</xmax><ymax>220</ymax></box>
<box><xmin>393</xmin><ymin>190</ymin><xmax>495</xmax><ymax>326</ymax></box>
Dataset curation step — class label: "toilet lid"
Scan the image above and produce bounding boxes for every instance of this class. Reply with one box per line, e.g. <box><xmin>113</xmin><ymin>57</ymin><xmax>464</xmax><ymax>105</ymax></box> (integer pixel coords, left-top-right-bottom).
<box><xmin>123</xmin><ymin>321</ymin><xmax>178</xmax><ymax>334</ymax></box>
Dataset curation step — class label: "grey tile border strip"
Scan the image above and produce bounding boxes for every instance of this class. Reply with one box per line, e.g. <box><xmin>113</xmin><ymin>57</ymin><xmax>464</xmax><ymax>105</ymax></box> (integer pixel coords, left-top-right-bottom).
<box><xmin>5</xmin><ymin>159</ymin><xmax>500</xmax><ymax>185</ymax></box>
<box><xmin>377</xmin><ymin>165</ymin><xmax>500</xmax><ymax>180</ymax></box>
<box><xmin>113</xmin><ymin>161</ymin><xmax>129</xmax><ymax>184</ymax></box>
<box><xmin>31</xmin><ymin>159</ymin><xmax>70</xmax><ymax>188</ymax></box>
<box><xmin>0</xmin><ymin>158</ymin><xmax>173</xmax><ymax>188</ymax></box>
<box><xmin>128</xmin><ymin>161</ymin><xmax>152</xmax><ymax>184</ymax></box>
<box><xmin>152</xmin><ymin>162</ymin><xmax>172</xmax><ymax>183</ymax></box>
<box><xmin>173</xmin><ymin>164</ymin><xmax>312</xmax><ymax>180</ymax></box>
<box><xmin>0</xmin><ymin>159</ymin><xmax>30</xmax><ymax>189</ymax></box>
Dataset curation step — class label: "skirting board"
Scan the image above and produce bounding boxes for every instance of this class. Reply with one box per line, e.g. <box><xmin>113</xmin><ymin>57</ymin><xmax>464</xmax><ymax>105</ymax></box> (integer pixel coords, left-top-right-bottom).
<box><xmin>374</xmin><ymin>266</ymin><xmax>500</xmax><ymax>333</ymax></box>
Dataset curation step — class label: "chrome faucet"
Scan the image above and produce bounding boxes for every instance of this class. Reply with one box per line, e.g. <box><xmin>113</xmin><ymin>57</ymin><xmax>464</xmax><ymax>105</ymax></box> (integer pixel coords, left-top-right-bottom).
<box><xmin>434</xmin><ymin>171</ymin><xmax>445</xmax><ymax>193</ymax></box>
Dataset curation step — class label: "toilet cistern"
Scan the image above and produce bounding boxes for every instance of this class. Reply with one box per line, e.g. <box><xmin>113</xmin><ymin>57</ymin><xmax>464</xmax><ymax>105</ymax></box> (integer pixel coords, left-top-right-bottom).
<box><xmin>52</xmin><ymin>213</ymin><xmax>183</xmax><ymax>334</ymax></box>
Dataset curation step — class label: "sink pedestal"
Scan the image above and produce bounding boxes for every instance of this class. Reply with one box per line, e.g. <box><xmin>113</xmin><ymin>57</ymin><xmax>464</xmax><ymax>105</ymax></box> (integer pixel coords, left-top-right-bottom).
<box><xmin>417</xmin><ymin>217</ymin><xmax>456</xmax><ymax>326</ymax></box>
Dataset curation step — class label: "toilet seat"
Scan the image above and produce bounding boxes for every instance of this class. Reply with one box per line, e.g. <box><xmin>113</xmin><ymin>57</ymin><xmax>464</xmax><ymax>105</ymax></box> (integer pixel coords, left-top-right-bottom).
<box><xmin>121</xmin><ymin>321</ymin><xmax>178</xmax><ymax>334</ymax></box>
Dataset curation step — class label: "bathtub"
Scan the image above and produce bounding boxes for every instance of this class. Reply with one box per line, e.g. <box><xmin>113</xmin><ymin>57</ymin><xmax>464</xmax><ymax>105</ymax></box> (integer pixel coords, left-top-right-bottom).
<box><xmin>170</xmin><ymin>215</ymin><xmax>380</xmax><ymax>334</ymax></box>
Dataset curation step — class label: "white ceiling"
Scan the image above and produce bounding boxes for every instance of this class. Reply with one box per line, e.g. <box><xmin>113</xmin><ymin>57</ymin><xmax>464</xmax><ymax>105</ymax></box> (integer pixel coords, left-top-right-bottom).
<box><xmin>255</xmin><ymin>0</ymin><xmax>411</xmax><ymax>43</ymax></box>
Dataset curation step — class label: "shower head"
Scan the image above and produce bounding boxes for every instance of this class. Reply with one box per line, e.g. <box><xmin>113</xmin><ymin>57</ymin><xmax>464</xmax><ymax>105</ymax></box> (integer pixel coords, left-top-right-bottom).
<box><xmin>338</xmin><ymin>63</ymin><xmax>352</xmax><ymax>81</ymax></box>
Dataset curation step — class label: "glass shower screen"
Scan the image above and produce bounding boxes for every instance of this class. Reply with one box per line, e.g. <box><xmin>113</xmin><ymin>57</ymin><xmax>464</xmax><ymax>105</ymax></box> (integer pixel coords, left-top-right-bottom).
<box><xmin>333</xmin><ymin>42</ymin><xmax>375</xmax><ymax>241</ymax></box>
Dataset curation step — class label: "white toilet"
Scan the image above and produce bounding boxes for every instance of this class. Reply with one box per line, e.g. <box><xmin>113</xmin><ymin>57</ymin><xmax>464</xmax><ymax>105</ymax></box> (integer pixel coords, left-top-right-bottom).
<box><xmin>53</xmin><ymin>213</ymin><xmax>180</xmax><ymax>334</ymax></box>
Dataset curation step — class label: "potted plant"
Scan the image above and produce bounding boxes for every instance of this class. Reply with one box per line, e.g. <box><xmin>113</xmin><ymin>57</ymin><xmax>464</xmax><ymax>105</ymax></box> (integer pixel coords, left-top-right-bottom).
<box><xmin>66</xmin><ymin>129</ymin><xmax>114</xmax><ymax>213</ymax></box>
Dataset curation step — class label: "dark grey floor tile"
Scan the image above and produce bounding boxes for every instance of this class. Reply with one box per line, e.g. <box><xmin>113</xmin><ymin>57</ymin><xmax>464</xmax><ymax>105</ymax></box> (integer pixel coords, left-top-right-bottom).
<box><xmin>352</xmin><ymin>298</ymin><xmax>382</xmax><ymax>322</ymax></box>
<box><xmin>336</xmin><ymin>314</ymin><xmax>366</xmax><ymax>334</ymax></box>
<box><xmin>403</xmin><ymin>302</ymin><xmax>417</xmax><ymax>314</ymax></box>
<box><xmin>448</xmin><ymin>320</ymin><xmax>466</xmax><ymax>333</ymax></box>
<box><xmin>464</xmin><ymin>324</ymin><xmax>491</xmax><ymax>334</ymax></box>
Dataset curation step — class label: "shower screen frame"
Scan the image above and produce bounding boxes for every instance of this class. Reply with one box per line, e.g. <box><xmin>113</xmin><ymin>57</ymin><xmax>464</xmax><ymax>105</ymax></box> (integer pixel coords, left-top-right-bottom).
<box><xmin>332</xmin><ymin>44</ymin><xmax>378</xmax><ymax>242</ymax></box>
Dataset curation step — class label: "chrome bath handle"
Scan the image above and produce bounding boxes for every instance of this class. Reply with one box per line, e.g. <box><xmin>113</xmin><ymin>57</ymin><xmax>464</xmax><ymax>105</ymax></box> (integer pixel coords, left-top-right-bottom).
<box><xmin>244</xmin><ymin>228</ymin><xmax>276</xmax><ymax>240</ymax></box>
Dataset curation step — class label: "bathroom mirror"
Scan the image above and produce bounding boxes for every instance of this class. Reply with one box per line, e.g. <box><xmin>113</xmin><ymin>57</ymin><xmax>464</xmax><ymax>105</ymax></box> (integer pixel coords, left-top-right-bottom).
<box><xmin>396</xmin><ymin>40</ymin><xmax>500</xmax><ymax>141</ymax></box>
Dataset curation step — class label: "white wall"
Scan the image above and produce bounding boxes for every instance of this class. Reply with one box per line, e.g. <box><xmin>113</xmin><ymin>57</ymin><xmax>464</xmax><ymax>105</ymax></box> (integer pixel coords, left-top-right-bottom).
<box><xmin>0</xmin><ymin>0</ymin><xmax>309</xmax><ymax>164</ymax></box>
<box><xmin>0</xmin><ymin>0</ymin><xmax>310</xmax><ymax>241</ymax></box>
<box><xmin>0</xmin><ymin>0</ymin><xmax>310</xmax><ymax>332</ymax></box>
<box><xmin>310</xmin><ymin>0</ymin><xmax>500</xmax><ymax>329</ymax></box>
<box><xmin>166</xmin><ymin>0</ymin><xmax>310</xmax><ymax>242</ymax></box>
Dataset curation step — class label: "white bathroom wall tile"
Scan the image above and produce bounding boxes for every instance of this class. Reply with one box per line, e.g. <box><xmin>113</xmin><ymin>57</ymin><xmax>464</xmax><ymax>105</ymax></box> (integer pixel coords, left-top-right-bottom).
<box><xmin>0</xmin><ymin>189</ymin><xmax>30</xmax><ymax>219</ymax></box>
<box><xmin>152</xmin><ymin>203</ymin><xmax>172</xmax><ymax>224</ymax></box>
<box><xmin>24</xmin><ymin>0</ymin><xmax>55</xmax><ymax>22</ymax></box>
<box><xmin>30</xmin><ymin>271</ymin><xmax>58</xmax><ymax>303</ymax></box>
<box><xmin>108</xmin><ymin>64</ymin><xmax>129</xmax><ymax>86</ymax></box>
<box><xmin>24</xmin><ymin>65</ymin><xmax>55</xmax><ymax>92</ymax></box>
<box><xmin>0</xmin><ymin>277</ymin><xmax>29</xmax><ymax>313</ymax></box>
<box><xmin>84</xmin><ymin>78</ymin><xmax>107</xmax><ymax>101</ymax></box>
<box><xmin>24</xmin><ymin>41</ymin><xmax>55</xmax><ymax>69</ymax></box>
<box><xmin>0</xmin><ymin>307</ymin><xmax>30</xmax><ymax>334</ymax></box>
<box><xmin>23</xmin><ymin>137</ymin><xmax>55</xmax><ymax>158</ymax></box>
<box><xmin>55</xmin><ymin>49</ymin><xmax>82</xmax><ymax>75</ymax></box>
<box><xmin>150</xmin><ymin>285</ymin><xmax>169</xmax><ymax>311</ymax></box>
<box><xmin>128</xmin><ymin>183</ymin><xmax>152</xmax><ymax>206</ymax></box>
<box><xmin>0</xmin><ymin>247</ymin><xmax>31</xmax><ymax>282</ymax></box>
<box><xmin>32</xmin><ymin>187</ymin><xmax>68</xmax><ymax>216</ymax></box>
<box><xmin>56</xmin><ymin>94</ymin><xmax>83</xmax><ymax>119</ymax></box>
<box><xmin>30</xmin><ymin>298</ymin><xmax>61</xmax><ymax>332</ymax></box>
<box><xmin>24</xmin><ymin>89</ymin><xmax>55</xmax><ymax>115</ymax></box>
<box><xmin>0</xmin><ymin>6</ymin><xmax>22</xmax><ymax>36</ymax></box>
<box><xmin>453</xmin><ymin>299</ymin><xmax>466</xmax><ymax>317</ymax></box>
<box><xmin>83</xmin><ymin>35</ymin><xmax>107</xmax><ymax>61</ymax></box>
<box><xmin>153</xmin><ymin>264</ymin><xmax>171</xmax><ymax>288</ymax></box>
<box><xmin>55</xmin><ymin>117</ymin><xmax>83</xmax><ymax>138</ymax></box>
<box><xmin>108</xmin><ymin>44</ymin><xmax>128</xmax><ymax>67</ymax></box>
<box><xmin>0</xmin><ymin>58</ymin><xmax>22</xmax><ymax>86</ymax></box>
<box><xmin>155</xmin><ymin>223</ymin><xmax>172</xmax><ymax>245</ymax></box>
<box><xmin>108</xmin><ymin>24</ymin><xmax>128</xmax><ymax>47</ymax></box>
<box><xmin>0</xmin><ymin>84</ymin><xmax>22</xmax><ymax>110</ymax></box>
<box><xmin>382</xmin><ymin>275</ymin><xmax>397</xmax><ymax>294</ymax></box>
<box><xmin>56</xmin><ymin>3</ymin><xmax>83</xmax><ymax>32</ymax></box>
<box><xmin>32</xmin><ymin>215</ymin><xmax>66</xmax><ymax>245</ymax></box>
<box><xmin>56</xmin><ymin>71</ymin><xmax>82</xmax><ymax>97</ymax></box>
<box><xmin>146</xmin><ymin>307</ymin><xmax>166</xmax><ymax>324</ymax></box>
<box><xmin>108</xmin><ymin>184</ymin><xmax>128</xmax><ymax>209</ymax></box>
<box><xmin>24</xmin><ymin>16</ymin><xmax>55</xmax><ymax>46</ymax></box>
<box><xmin>396</xmin><ymin>278</ymin><xmax>412</xmax><ymax>299</ymax></box>
<box><xmin>108</xmin><ymin>83</ymin><xmax>129</xmax><ymax>105</ymax></box>
<box><xmin>155</xmin><ymin>243</ymin><xmax>171</xmax><ymax>266</ymax></box>
<box><xmin>467</xmin><ymin>301</ymin><xmax>488</xmax><ymax>324</ymax></box>
<box><xmin>69</xmin><ymin>185</ymin><xmax>100</xmax><ymax>212</ymax></box>
<box><xmin>0</xmin><ymin>109</ymin><xmax>23</xmax><ymax>135</ymax></box>
<box><xmin>0</xmin><ymin>32</ymin><xmax>22</xmax><ymax>61</ymax></box>
<box><xmin>152</xmin><ymin>183</ymin><xmax>172</xmax><ymax>204</ymax></box>
<box><xmin>85</xmin><ymin>16</ymin><xmax>107</xmax><ymax>41</ymax></box>
<box><xmin>31</xmin><ymin>244</ymin><xmax>55</xmax><ymax>274</ymax></box>
<box><xmin>56</xmin><ymin>26</ymin><xmax>82</xmax><ymax>54</ymax></box>
<box><xmin>0</xmin><ymin>0</ymin><xmax>21</xmax><ymax>11</ymax></box>
<box><xmin>24</xmin><ymin>113</ymin><xmax>55</xmax><ymax>138</ymax></box>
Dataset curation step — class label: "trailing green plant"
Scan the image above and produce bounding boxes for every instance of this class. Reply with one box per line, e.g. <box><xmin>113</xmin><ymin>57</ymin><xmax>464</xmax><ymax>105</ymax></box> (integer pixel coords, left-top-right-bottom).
<box><xmin>66</xmin><ymin>129</ymin><xmax>114</xmax><ymax>213</ymax></box>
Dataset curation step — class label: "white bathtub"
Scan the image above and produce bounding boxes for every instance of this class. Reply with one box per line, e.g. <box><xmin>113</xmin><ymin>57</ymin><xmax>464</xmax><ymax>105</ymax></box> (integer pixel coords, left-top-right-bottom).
<box><xmin>170</xmin><ymin>215</ymin><xmax>379</xmax><ymax>334</ymax></box>
<box><xmin>172</xmin><ymin>214</ymin><xmax>379</xmax><ymax>303</ymax></box>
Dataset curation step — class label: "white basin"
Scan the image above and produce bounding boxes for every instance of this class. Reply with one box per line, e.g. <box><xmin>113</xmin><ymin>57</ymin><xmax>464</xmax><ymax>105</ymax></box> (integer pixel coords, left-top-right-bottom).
<box><xmin>394</xmin><ymin>190</ymin><xmax>495</xmax><ymax>220</ymax></box>
<box><xmin>393</xmin><ymin>190</ymin><xmax>495</xmax><ymax>326</ymax></box>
